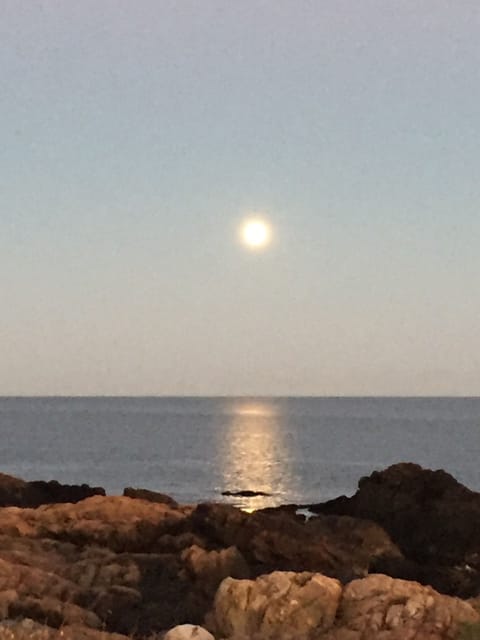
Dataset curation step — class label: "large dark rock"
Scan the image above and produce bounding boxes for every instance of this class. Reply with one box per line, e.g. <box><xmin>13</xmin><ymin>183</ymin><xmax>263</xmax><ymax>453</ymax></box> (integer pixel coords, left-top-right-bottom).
<box><xmin>188</xmin><ymin>502</ymin><xmax>401</xmax><ymax>582</ymax></box>
<box><xmin>309</xmin><ymin>462</ymin><xmax>480</xmax><ymax>595</ymax></box>
<box><xmin>0</xmin><ymin>472</ymin><xmax>105</xmax><ymax>508</ymax></box>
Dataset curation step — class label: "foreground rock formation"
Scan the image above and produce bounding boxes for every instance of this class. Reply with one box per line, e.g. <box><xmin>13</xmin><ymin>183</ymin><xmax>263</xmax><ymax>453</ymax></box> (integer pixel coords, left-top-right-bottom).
<box><xmin>208</xmin><ymin>572</ymin><xmax>479</xmax><ymax>640</ymax></box>
<box><xmin>0</xmin><ymin>464</ymin><xmax>479</xmax><ymax>639</ymax></box>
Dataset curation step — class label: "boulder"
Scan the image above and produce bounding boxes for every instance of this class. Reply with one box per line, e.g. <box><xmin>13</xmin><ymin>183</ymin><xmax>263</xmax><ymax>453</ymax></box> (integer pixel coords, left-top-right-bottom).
<box><xmin>208</xmin><ymin>571</ymin><xmax>342</xmax><ymax>640</ymax></box>
<box><xmin>310</xmin><ymin>463</ymin><xmax>480</xmax><ymax>595</ymax></box>
<box><xmin>181</xmin><ymin>544</ymin><xmax>250</xmax><ymax>595</ymax></box>
<box><xmin>208</xmin><ymin>572</ymin><xmax>479</xmax><ymax>640</ymax></box>
<box><xmin>328</xmin><ymin>573</ymin><xmax>480</xmax><ymax>639</ymax></box>
<box><xmin>311</xmin><ymin>463</ymin><xmax>480</xmax><ymax>565</ymax></box>
<box><xmin>189</xmin><ymin>502</ymin><xmax>401</xmax><ymax>580</ymax></box>
<box><xmin>164</xmin><ymin>624</ymin><xmax>216</xmax><ymax>640</ymax></box>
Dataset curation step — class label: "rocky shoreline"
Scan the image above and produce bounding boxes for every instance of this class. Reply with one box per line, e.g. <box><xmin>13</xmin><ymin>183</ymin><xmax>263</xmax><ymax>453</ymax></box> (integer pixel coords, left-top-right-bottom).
<box><xmin>0</xmin><ymin>463</ymin><xmax>479</xmax><ymax>639</ymax></box>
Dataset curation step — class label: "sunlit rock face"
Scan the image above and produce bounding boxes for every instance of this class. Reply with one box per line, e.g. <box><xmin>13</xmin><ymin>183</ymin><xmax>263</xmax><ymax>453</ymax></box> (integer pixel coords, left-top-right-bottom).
<box><xmin>208</xmin><ymin>571</ymin><xmax>342</xmax><ymax>639</ymax></box>
<box><xmin>207</xmin><ymin>572</ymin><xmax>480</xmax><ymax>640</ymax></box>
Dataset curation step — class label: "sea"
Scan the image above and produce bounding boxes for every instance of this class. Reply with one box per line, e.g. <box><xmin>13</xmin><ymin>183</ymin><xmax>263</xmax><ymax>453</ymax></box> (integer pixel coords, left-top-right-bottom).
<box><xmin>1</xmin><ymin>396</ymin><xmax>479</xmax><ymax>510</ymax></box>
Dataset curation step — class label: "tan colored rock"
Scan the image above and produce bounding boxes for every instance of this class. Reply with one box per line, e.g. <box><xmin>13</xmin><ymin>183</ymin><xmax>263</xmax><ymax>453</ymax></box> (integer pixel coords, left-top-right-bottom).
<box><xmin>0</xmin><ymin>618</ymin><xmax>130</xmax><ymax>640</ymax></box>
<box><xmin>0</xmin><ymin>496</ymin><xmax>192</xmax><ymax>552</ymax></box>
<box><xmin>182</xmin><ymin>545</ymin><xmax>250</xmax><ymax>595</ymax></box>
<box><xmin>209</xmin><ymin>572</ymin><xmax>480</xmax><ymax>640</ymax></box>
<box><xmin>208</xmin><ymin>571</ymin><xmax>342</xmax><ymax>640</ymax></box>
<box><xmin>330</xmin><ymin>573</ymin><xmax>480</xmax><ymax>639</ymax></box>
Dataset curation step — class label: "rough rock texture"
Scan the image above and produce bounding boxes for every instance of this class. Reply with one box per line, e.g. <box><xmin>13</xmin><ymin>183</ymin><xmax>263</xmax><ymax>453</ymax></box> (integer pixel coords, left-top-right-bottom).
<box><xmin>208</xmin><ymin>572</ymin><xmax>479</xmax><ymax>640</ymax></box>
<box><xmin>2</xmin><ymin>466</ymin><xmax>480</xmax><ymax>638</ymax></box>
<box><xmin>311</xmin><ymin>463</ymin><xmax>480</xmax><ymax>596</ymax></box>
<box><xmin>0</xmin><ymin>495</ymin><xmax>191</xmax><ymax>552</ymax></box>
<box><xmin>208</xmin><ymin>571</ymin><xmax>342</xmax><ymax>639</ymax></box>
<box><xmin>0</xmin><ymin>618</ymin><xmax>130</xmax><ymax>640</ymax></box>
<box><xmin>332</xmin><ymin>573</ymin><xmax>479</xmax><ymax>639</ymax></box>
<box><xmin>0</xmin><ymin>473</ymin><xmax>105</xmax><ymax>508</ymax></box>
<box><xmin>189</xmin><ymin>502</ymin><xmax>400</xmax><ymax>581</ymax></box>
<box><xmin>0</xmin><ymin>487</ymin><xmax>405</xmax><ymax>637</ymax></box>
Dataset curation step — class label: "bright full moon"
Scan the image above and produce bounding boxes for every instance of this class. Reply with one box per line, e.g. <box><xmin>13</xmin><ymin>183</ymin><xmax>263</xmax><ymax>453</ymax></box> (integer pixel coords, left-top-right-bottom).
<box><xmin>240</xmin><ymin>218</ymin><xmax>272</xmax><ymax>250</ymax></box>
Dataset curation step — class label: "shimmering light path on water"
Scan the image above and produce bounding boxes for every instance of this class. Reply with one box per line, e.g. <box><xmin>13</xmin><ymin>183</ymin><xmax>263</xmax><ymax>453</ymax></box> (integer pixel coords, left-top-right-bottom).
<box><xmin>1</xmin><ymin>397</ymin><xmax>479</xmax><ymax>509</ymax></box>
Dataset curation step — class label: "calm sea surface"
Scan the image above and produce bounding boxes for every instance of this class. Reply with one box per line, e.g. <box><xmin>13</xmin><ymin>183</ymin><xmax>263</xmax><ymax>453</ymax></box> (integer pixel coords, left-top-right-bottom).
<box><xmin>1</xmin><ymin>397</ymin><xmax>479</xmax><ymax>509</ymax></box>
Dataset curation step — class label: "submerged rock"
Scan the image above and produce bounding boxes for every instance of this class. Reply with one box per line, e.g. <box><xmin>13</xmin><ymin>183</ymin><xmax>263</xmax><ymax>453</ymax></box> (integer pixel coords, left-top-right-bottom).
<box><xmin>221</xmin><ymin>490</ymin><xmax>271</xmax><ymax>497</ymax></box>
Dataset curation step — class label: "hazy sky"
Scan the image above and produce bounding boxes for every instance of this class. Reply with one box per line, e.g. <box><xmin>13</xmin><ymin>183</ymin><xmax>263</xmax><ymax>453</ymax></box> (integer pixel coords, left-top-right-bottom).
<box><xmin>2</xmin><ymin>1</ymin><xmax>479</xmax><ymax>396</ymax></box>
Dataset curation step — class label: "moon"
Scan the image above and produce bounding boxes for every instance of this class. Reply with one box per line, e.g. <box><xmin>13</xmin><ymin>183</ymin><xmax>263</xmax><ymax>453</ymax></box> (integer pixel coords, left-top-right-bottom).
<box><xmin>240</xmin><ymin>218</ymin><xmax>272</xmax><ymax>250</ymax></box>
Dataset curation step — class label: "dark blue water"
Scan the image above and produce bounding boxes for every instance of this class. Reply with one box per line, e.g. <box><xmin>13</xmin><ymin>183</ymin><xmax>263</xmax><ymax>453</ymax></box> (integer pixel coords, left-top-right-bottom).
<box><xmin>1</xmin><ymin>397</ymin><xmax>479</xmax><ymax>509</ymax></box>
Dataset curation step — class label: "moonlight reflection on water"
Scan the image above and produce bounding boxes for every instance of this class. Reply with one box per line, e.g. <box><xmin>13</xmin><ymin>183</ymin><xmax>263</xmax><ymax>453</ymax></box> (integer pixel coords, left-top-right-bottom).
<box><xmin>220</xmin><ymin>400</ymin><xmax>299</xmax><ymax>510</ymax></box>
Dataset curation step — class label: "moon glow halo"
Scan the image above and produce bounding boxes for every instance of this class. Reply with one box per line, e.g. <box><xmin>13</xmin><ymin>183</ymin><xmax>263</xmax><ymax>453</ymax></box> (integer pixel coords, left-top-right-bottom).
<box><xmin>240</xmin><ymin>218</ymin><xmax>272</xmax><ymax>250</ymax></box>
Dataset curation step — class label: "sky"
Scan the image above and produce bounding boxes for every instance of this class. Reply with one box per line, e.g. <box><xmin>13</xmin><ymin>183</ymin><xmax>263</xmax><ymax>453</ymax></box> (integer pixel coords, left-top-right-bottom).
<box><xmin>1</xmin><ymin>0</ymin><xmax>479</xmax><ymax>396</ymax></box>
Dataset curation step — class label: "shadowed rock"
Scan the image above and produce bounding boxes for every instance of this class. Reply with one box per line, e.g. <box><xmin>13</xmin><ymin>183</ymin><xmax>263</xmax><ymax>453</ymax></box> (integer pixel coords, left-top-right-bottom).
<box><xmin>0</xmin><ymin>473</ymin><xmax>105</xmax><ymax>508</ymax></box>
<box><xmin>310</xmin><ymin>462</ymin><xmax>480</xmax><ymax>596</ymax></box>
<box><xmin>123</xmin><ymin>487</ymin><xmax>178</xmax><ymax>508</ymax></box>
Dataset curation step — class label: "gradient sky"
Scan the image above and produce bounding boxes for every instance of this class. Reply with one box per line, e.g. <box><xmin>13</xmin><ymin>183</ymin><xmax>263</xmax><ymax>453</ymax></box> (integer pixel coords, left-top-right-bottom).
<box><xmin>2</xmin><ymin>1</ymin><xmax>479</xmax><ymax>396</ymax></box>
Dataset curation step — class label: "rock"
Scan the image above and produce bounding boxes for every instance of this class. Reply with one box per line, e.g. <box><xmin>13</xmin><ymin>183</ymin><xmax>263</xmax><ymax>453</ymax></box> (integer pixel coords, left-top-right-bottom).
<box><xmin>189</xmin><ymin>502</ymin><xmax>401</xmax><ymax>581</ymax></box>
<box><xmin>0</xmin><ymin>495</ymin><xmax>191</xmax><ymax>552</ymax></box>
<box><xmin>310</xmin><ymin>463</ymin><xmax>480</xmax><ymax>596</ymax></box>
<box><xmin>327</xmin><ymin>573</ymin><xmax>480</xmax><ymax>639</ymax></box>
<box><xmin>0</xmin><ymin>618</ymin><xmax>130</xmax><ymax>639</ymax></box>
<box><xmin>221</xmin><ymin>490</ymin><xmax>271</xmax><ymax>497</ymax></box>
<box><xmin>207</xmin><ymin>572</ymin><xmax>480</xmax><ymax>640</ymax></box>
<box><xmin>0</xmin><ymin>473</ymin><xmax>105</xmax><ymax>508</ymax></box>
<box><xmin>164</xmin><ymin>624</ymin><xmax>216</xmax><ymax>640</ymax></box>
<box><xmin>182</xmin><ymin>545</ymin><xmax>250</xmax><ymax>596</ymax></box>
<box><xmin>208</xmin><ymin>571</ymin><xmax>342</xmax><ymax>639</ymax></box>
<box><xmin>123</xmin><ymin>487</ymin><xmax>178</xmax><ymax>508</ymax></box>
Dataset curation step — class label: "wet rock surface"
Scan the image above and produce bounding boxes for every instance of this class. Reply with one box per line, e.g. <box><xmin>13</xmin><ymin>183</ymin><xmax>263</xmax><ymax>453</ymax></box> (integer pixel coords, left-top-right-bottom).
<box><xmin>221</xmin><ymin>489</ymin><xmax>271</xmax><ymax>497</ymax></box>
<box><xmin>0</xmin><ymin>464</ymin><xmax>479</xmax><ymax>638</ymax></box>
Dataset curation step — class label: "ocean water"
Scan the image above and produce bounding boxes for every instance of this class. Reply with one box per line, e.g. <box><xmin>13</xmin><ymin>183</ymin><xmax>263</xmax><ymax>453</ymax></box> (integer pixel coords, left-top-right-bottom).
<box><xmin>1</xmin><ymin>397</ymin><xmax>479</xmax><ymax>510</ymax></box>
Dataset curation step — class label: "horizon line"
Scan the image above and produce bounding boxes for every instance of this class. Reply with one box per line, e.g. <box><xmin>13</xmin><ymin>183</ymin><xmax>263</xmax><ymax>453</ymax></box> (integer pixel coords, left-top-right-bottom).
<box><xmin>1</xmin><ymin>394</ymin><xmax>479</xmax><ymax>400</ymax></box>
